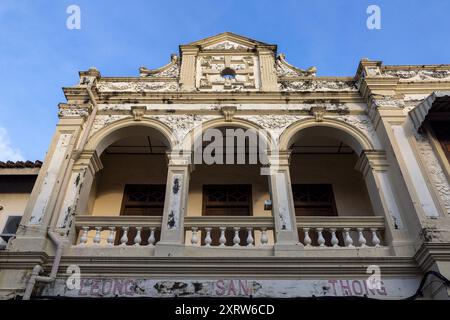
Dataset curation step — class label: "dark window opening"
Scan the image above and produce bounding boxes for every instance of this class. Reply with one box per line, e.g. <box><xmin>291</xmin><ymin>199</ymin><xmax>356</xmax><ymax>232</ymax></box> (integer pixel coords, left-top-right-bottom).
<box><xmin>430</xmin><ymin>121</ymin><xmax>450</xmax><ymax>164</ymax></box>
<box><xmin>221</xmin><ymin>68</ymin><xmax>236</xmax><ymax>80</ymax></box>
<box><xmin>120</xmin><ymin>184</ymin><xmax>166</xmax><ymax>216</ymax></box>
<box><xmin>1</xmin><ymin>215</ymin><xmax>21</xmax><ymax>243</ymax></box>
<box><xmin>292</xmin><ymin>184</ymin><xmax>337</xmax><ymax>216</ymax></box>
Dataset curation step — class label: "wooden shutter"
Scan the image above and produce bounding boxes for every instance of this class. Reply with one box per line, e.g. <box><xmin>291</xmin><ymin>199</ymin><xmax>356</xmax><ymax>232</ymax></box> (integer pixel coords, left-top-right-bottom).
<box><xmin>121</xmin><ymin>184</ymin><xmax>166</xmax><ymax>216</ymax></box>
<box><xmin>292</xmin><ymin>184</ymin><xmax>337</xmax><ymax>216</ymax></box>
<box><xmin>202</xmin><ymin>185</ymin><xmax>252</xmax><ymax>216</ymax></box>
<box><xmin>202</xmin><ymin>184</ymin><xmax>252</xmax><ymax>246</ymax></box>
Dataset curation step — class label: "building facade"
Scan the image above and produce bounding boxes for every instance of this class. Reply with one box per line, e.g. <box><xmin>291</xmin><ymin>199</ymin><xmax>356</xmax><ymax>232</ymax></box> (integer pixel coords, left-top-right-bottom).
<box><xmin>1</xmin><ymin>33</ymin><xmax>450</xmax><ymax>299</ymax></box>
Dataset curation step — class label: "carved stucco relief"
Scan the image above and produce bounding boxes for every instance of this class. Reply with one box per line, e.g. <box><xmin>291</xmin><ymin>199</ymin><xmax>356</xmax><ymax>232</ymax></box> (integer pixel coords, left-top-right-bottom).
<box><xmin>415</xmin><ymin>133</ymin><xmax>450</xmax><ymax>214</ymax></box>
<box><xmin>236</xmin><ymin>115</ymin><xmax>309</xmax><ymax>143</ymax></box>
<box><xmin>90</xmin><ymin>115</ymin><xmax>130</xmax><ymax>138</ymax></box>
<box><xmin>383</xmin><ymin>69</ymin><xmax>450</xmax><ymax>82</ymax></box>
<box><xmin>147</xmin><ymin>114</ymin><xmax>221</xmax><ymax>146</ymax></box>
<box><xmin>334</xmin><ymin>115</ymin><xmax>379</xmax><ymax>148</ymax></box>
<box><xmin>279</xmin><ymin>80</ymin><xmax>357</xmax><ymax>92</ymax></box>
<box><xmin>97</xmin><ymin>81</ymin><xmax>179</xmax><ymax>92</ymax></box>
<box><xmin>58</xmin><ymin>107</ymin><xmax>89</xmax><ymax>118</ymax></box>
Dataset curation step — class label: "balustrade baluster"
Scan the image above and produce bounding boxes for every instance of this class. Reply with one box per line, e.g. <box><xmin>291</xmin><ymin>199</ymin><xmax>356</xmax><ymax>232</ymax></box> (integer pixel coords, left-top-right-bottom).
<box><xmin>107</xmin><ymin>227</ymin><xmax>116</xmax><ymax>246</ymax></box>
<box><xmin>134</xmin><ymin>227</ymin><xmax>142</xmax><ymax>246</ymax></box>
<box><xmin>233</xmin><ymin>227</ymin><xmax>241</xmax><ymax>246</ymax></box>
<box><xmin>191</xmin><ymin>227</ymin><xmax>199</xmax><ymax>245</ymax></box>
<box><xmin>343</xmin><ymin>228</ymin><xmax>354</xmax><ymax>247</ymax></box>
<box><xmin>357</xmin><ymin>228</ymin><xmax>367</xmax><ymax>247</ymax></box>
<box><xmin>303</xmin><ymin>228</ymin><xmax>312</xmax><ymax>246</ymax></box>
<box><xmin>120</xmin><ymin>226</ymin><xmax>129</xmax><ymax>246</ymax></box>
<box><xmin>93</xmin><ymin>227</ymin><xmax>102</xmax><ymax>244</ymax></box>
<box><xmin>329</xmin><ymin>228</ymin><xmax>339</xmax><ymax>247</ymax></box>
<box><xmin>79</xmin><ymin>227</ymin><xmax>89</xmax><ymax>245</ymax></box>
<box><xmin>316</xmin><ymin>228</ymin><xmax>325</xmax><ymax>247</ymax></box>
<box><xmin>246</xmin><ymin>227</ymin><xmax>254</xmax><ymax>246</ymax></box>
<box><xmin>260</xmin><ymin>228</ymin><xmax>268</xmax><ymax>245</ymax></box>
<box><xmin>204</xmin><ymin>227</ymin><xmax>212</xmax><ymax>247</ymax></box>
<box><xmin>371</xmin><ymin>228</ymin><xmax>381</xmax><ymax>247</ymax></box>
<box><xmin>147</xmin><ymin>227</ymin><xmax>156</xmax><ymax>246</ymax></box>
<box><xmin>219</xmin><ymin>227</ymin><xmax>227</xmax><ymax>246</ymax></box>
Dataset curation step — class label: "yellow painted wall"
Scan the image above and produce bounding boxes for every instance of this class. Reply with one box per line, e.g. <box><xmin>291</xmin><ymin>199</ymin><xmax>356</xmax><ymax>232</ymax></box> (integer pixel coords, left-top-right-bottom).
<box><xmin>290</xmin><ymin>154</ymin><xmax>374</xmax><ymax>216</ymax></box>
<box><xmin>187</xmin><ymin>164</ymin><xmax>271</xmax><ymax>217</ymax></box>
<box><xmin>0</xmin><ymin>193</ymin><xmax>30</xmax><ymax>232</ymax></box>
<box><xmin>91</xmin><ymin>154</ymin><xmax>167</xmax><ymax>216</ymax></box>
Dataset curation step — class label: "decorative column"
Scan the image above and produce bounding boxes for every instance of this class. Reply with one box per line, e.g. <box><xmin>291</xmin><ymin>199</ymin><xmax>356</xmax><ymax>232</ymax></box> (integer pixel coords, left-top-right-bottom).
<box><xmin>52</xmin><ymin>150</ymin><xmax>103</xmax><ymax>240</ymax></box>
<box><xmin>179</xmin><ymin>46</ymin><xmax>199</xmax><ymax>91</ymax></box>
<box><xmin>155</xmin><ymin>152</ymin><xmax>191</xmax><ymax>256</ymax></box>
<box><xmin>355</xmin><ymin>150</ymin><xmax>407</xmax><ymax>253</ymax></box>
<box><xmin>267</xmin><ymin>152</ymin><xmax>301</xmax><ymax>247</ymax></box>
<box><xmin>257</xmin><ymin>47</ymin><xmax>279</xmax><ymax>91</ymax></box>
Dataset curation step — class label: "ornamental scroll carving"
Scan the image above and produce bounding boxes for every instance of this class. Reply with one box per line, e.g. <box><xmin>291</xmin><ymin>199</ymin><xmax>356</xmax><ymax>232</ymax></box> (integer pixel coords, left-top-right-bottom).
<box><xmin>236</xmin><ymin>115</ymin><xmax>309</xmax><ymax>142</ymax></box>
<box><xmin>279</xmin><ymin>80</ymin><xmax>357</xmax><ymax>92</ymax></box>
<box><xmin>97</xmin><ymin>81</ymin><xmax>179</xmax><ymax>92</ymax></box>
<box><xmin>383</xmin><ymin>69</ymin><xmax>450</xmax><ymax>82</ymax></box>
<box><xmin>415</xmin><ymin>133</ymin><xmax>450</xmax><ymax>214</ymax></box>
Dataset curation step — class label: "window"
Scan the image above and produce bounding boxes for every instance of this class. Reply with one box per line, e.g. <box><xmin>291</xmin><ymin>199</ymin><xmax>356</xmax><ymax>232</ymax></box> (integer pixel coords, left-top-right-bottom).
<box><xmin>0</xmin><ymin>215</ymin><xmax>21</xmax><ymax>245</ymax></box>
<box><xmin>203</xmin><ymin>185</ymin><xmax>252</xmax><ymax>216</ymax></box>
<box><xmin>120</xmin><ymin>184</ymin><xmax>166</xmax><ymax>216</ymax></box>
<box><xmin>202</xmin><ymin>184</ymin><xmax>252</xmax><ymax>246</ymax></box>
<box><xmin>430</xmin><ymin>121</ymin><xmax>450</xmax><ymax>164</ymax></box>
<box><xmin>220</xmin><ymin>68</ymin><xmax>236</xmax><ymax>80</ymax></box>
<box><xmin>292</xmin><ymin>184</ymin><xmax>337</xmax><ymax>216</ymax></box>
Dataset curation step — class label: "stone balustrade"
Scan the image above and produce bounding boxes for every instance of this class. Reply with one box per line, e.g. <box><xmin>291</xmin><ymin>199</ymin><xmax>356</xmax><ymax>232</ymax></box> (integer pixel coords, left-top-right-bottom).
<box><xmin>296</xmin><ymin>216</ymin><xmax>385</xmax><ymax>248</ymax></box>
<box><xmin>74</xmin><ymin>216</ymin><xmax>162</xmax><ymax>246</ymax></box>
<box><xmin>184</xmin><ymin>216</ymin><xmax>274</xmax><ymax>247</ymax></box>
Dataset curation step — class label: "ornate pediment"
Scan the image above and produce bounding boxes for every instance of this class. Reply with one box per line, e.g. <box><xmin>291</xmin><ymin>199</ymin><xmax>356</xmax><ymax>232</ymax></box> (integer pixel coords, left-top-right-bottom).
<box><xmin>184</xmin><ymin>32</ymin><xmax>276</xmax><ymax>52</ymax></box>
<box><xmin>276</xmin><ymin>54</ymin><xmax>316</xmax><ymax>77</ymax></box>
<box><xmin>139</xmin><ymin>54</ymin><xmax>180</xmax><ymax>78</ymax></box>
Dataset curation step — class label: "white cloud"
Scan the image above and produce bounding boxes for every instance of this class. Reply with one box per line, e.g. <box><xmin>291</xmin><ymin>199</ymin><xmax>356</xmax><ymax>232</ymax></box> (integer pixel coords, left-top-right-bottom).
<box><xmin>0</xmin><ymin>127</ymin><xmax>24</xmax><ymax>161</ymax></box>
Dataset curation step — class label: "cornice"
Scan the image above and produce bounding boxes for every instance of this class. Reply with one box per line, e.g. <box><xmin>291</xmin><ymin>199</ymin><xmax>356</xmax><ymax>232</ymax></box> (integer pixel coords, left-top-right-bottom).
<box><xmin>43</xmin><ymin>256</ymin><xmax>421</xmax><ymax>278</ymax></box>
<box><xmin>414</xmin><ymin>242</ymin><xmax>450</xmax><ymax>271</ymax></box>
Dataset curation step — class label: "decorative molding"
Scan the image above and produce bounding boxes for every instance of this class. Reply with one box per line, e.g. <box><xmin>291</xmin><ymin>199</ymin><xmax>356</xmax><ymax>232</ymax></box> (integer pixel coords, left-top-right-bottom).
<box><xmin>236</xmin><ymin>115</ymin><xmax>309</xmax><ymax>141</ymax></box>
<box><xmin>221</xmin><ymin>106</ymin><xmax>237</xmax><ymax>122</ymax></box>
<box><xmin>97</xmin><ymin>81</ymin><xmax>179</xmax><ymax>92</ymax></box>
<box><xmin>204</xmin><ymin>40</ymin><xmax>251</xmax><ymax>50</ymax></box>
<box><xmin>276</xmin><ymin>54</ymin><xmax>316</xmax><ymax>77</ymax></box>
<box><xmin>58</xmin><ymin>106</ymin><xmax>90</xmax><ymax>119</ymax></box>
<box><xmin>139</xmin><ymin>54</ymin><xmax>180</xmax><ymax>78</ymax></box>
<box><xmin>309</xmin><ymin>106</ymin><xmax>325</xmax><ymax>122</ymax></box>
<box><xmin>279</xmin><ymin>80</ymin><xmax>357</xmax><ymax>92</ymax></box>
<box><xmin>198</xmin><ymin>55</ymin><xmax>256</xmax><ymax>91</ymax></box>
<box><xmin>370</xmin><ymin>94</ymin><xmax>406</xmax><ymax>109</ymax></box>
<box><xmin>90</xmin><ymin>115</ymin><xmax>129</xmax><ymax>137</ymax></box>
<box><xmin>131</xmin><ymin>106</ymin><xmax>147</xmax><ymax>121</ymax></box>
<box><xmin>382</xmin><ymin>69</ymin><xmax>450</xmax><ymax>82</ymax></box>
<box><xmin>415</xmin><ymin>132</ymin><xmax>450</xmax><ymax>214</ymax></box>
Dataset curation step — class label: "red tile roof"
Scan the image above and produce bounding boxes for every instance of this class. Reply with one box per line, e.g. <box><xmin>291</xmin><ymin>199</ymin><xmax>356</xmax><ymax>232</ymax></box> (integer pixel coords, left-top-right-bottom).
<box><xmin>0</xmin><ymin>160</ymin><xmax>42</xmax><ymax>168</ymax></box>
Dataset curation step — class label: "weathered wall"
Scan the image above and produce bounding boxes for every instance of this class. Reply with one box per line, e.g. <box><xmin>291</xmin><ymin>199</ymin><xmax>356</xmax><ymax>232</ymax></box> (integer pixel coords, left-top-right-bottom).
<box><xmin>0</xmin><ymin>193</ymin><xmax>31</xmax><ymax>232</ymax></box>
<box><xmin>91</xmin><ymin>154</ymin><xmax>167</xmax><ymax>216</ymax></box>
<box><xmin>290</xmin><ymin>154</ymin><xmax>374</xmax><ymax>216</ymax></box>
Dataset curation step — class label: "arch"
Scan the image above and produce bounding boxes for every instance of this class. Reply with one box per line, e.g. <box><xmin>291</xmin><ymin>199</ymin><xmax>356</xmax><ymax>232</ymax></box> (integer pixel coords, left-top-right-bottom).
<box><xmin>85</xmin><ymin>117</ymin><xmax>176</xmax><ymax>156</ymax></box>
<box><xmin>180</xmin><ymin>117</ymin><xmax>273</xmax><ymax>152</ymax></box>
<box><xmin>279</xmin><ymin>118</ymin><xmax>375</xmax><ymax>155</ymax></box>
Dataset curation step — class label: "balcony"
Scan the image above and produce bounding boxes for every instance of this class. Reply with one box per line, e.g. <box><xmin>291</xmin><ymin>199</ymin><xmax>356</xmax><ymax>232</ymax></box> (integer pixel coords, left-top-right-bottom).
<box><xmin>71</xmin><ymin>215</ymin><xmax>387</xmax><ymax>257</ymax></box>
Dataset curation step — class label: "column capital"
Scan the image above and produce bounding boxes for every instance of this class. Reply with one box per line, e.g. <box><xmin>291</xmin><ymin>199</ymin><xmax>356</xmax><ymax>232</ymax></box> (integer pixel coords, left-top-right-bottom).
<box><xmin>355</xmin><ymin>150</ymin><xmax>388</xmax><ymax>176</ymax></box>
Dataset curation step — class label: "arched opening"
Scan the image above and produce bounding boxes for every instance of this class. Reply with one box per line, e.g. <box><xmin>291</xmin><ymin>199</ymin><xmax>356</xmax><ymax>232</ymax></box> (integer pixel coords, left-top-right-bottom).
<box><xmin>187</xmin><ymin>125</ymin><xmax>272</xmax><ymax>245</ymax></box>
<box><xmin>83</xmin><ymin>125</ymin><xmax>172</xmax><ymax>245</ymax></box>
<box><xmin>287</xmin><ymin>126</ymin><xmax>376</xmax><ymax>245</ymax></box>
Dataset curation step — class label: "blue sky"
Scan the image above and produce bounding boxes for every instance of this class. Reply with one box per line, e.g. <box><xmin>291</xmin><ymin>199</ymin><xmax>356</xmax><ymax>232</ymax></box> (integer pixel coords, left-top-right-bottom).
<box><xmin>0</xmin><ymin>0</ymin><xmax>449</xmax><ymax>161</ymax></box>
